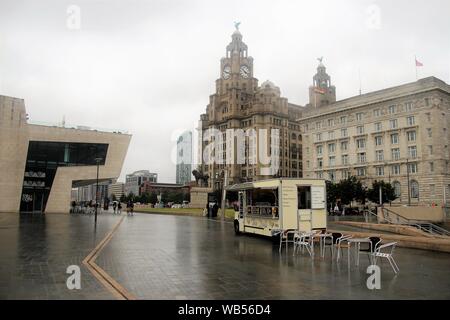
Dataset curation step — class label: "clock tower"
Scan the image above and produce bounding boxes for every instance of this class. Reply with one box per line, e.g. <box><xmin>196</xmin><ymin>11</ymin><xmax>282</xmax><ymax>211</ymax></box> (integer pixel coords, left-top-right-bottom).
<box><xmin>199</xmin><ymin>25</ymin><xmax>304</xmax><ymax>189</ymax></box>
<box><xmin>216</xmin><ymin>26</ymin><xmax>258</xmax><ymax>96</ymax></box>
<box><xmin>308</xmin><ymin>58</ymin><xmax>336</xmax><ymax>108</ymax></box>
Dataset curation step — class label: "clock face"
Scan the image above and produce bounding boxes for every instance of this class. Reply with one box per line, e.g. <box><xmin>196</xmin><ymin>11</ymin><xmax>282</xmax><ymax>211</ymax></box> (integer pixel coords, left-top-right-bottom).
<box><xmin>240</xmin><ymin>65</ymin><xmax>250</xmax><ymax>78</ymax></box>
<box><xmin>222</xmin><ymin>65</ymin><xmax>231</xmax><ymax>79</ymax></box>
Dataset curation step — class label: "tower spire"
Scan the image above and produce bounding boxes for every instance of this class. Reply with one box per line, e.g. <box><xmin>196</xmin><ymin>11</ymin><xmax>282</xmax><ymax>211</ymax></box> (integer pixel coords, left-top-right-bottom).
<box><xmin>308</xmin><ymin>57</ymin><xmax>336</xmax><ymax>107</ymax></box>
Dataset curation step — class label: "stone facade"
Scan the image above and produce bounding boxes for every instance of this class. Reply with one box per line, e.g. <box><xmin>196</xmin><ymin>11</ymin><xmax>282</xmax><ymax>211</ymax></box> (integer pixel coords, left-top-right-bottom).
<box><xmin>299</xmin><ymin>76</ymin><xmax>450</xmax><ymax>206</ymax></box>
<box><xmin>0</xmin><ymin>95</ymin><xmax>131</xmax><ymax>213</ymax></box>
<box><xmin>198</xmin><ymin>28</ymin><xmax>303</xmax><ymax>189</ymax></box>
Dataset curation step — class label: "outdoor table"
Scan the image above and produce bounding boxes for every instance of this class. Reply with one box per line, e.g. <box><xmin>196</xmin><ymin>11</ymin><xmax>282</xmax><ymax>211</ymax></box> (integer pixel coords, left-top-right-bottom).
<box><xmin>346</xmin><ymin>237</ymin><xmax>370</xmax><ymax>266</ymax></box>
<box><xmin>313</xmin><ymin>233</ymin><xmax>333</xmax><ymax>257</ymax></box>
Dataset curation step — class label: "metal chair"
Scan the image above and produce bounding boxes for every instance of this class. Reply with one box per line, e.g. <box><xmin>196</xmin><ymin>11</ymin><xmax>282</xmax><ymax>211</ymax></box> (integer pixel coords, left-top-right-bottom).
<box><xmin>335</xmin><ymin>234</ymin><xmax>353</xmax><ymax>261</ymax></box>
<box><xmin>279</xmin><ymin>229</ymin><xmax>296</xmax><ymax>253</ymax></box>
<box><xmin>357</xmin><ymin>236</ymin><xmax>381</xmax><ymax>265</ymax></box>
<box><xmin>372</xmin><ymin>242</ymin><xmax>400</xmax><ymax>274</ymax></box>
<box><xmin>293</xmin><ymin>232</ymin><xmax>314</xmax><ymax>257</ymax></box>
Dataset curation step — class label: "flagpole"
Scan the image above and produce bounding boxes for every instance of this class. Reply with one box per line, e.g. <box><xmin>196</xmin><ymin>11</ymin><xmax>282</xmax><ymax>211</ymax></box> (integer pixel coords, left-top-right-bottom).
<box><xmin>415</xmin><ymin>55</ymin><xmax>418</xmax><ymax>81</ymax></box>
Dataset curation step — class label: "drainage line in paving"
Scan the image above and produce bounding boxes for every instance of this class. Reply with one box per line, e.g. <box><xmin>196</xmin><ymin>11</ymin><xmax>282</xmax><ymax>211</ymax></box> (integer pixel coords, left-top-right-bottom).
<box><xmin>82</xmin><ymin>215</ymin><xmax>136</xmax><ymax>300</ymax></box>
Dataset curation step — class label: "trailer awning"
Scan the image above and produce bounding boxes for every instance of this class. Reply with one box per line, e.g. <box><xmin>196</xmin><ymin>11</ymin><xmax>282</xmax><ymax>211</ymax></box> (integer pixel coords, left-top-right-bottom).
<box><xmin>226</xmin><ymin>182</ymin><xmax>254</xmax><ymax>191</ymax></box>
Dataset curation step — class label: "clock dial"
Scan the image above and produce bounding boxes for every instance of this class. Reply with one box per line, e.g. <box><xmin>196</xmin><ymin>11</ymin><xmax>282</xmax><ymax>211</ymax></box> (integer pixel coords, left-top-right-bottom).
<box><xmin>240</xmin><ymin>65</ymin><xmax>250</xmax><ymax>78</ymax></box>
<box><xmin>222</xmin><ymin>65</ymin><xmax>231</xmax><ymax>79</ymax></box>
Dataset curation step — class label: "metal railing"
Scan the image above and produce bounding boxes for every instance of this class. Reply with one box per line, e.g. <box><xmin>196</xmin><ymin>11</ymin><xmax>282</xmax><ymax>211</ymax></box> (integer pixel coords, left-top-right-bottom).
<box><xmin>367</xmin><ymin>207</ymin><xmax>450</xmax><ymax>237</ymax></box>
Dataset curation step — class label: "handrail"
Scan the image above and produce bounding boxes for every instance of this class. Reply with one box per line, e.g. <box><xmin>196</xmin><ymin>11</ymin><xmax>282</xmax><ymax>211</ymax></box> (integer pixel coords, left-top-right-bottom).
<box><xmin>379</xmin><ymin>207</ymin><xmax>450</xmax><ymax>237</ymax></box>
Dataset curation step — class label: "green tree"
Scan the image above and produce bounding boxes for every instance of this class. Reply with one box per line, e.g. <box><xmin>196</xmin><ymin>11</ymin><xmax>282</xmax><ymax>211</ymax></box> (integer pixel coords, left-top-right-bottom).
<box><xmin>367</xmin><ymin>180</ymin><xmax>397</xmax><ymax>204</ymax></box>
<box><xmin>326</xmin><ymin>180</ymin><xmax>338</xmax><ymax>209</ymax></box>
<box><xmin>149</xmin><ymin>192</ymin><xmax>158</xmax><ymax>204</ymax></box>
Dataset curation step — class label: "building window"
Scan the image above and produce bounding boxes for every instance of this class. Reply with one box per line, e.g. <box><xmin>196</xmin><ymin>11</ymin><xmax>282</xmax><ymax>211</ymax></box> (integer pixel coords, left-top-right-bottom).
<box><xmin>388</xmin><ymin>105</ymin><xmax>396</xmax><ymax>114</ymax></box>
<box><xmin>406</xmin><ymin>116</ymin><xmax>415</xmax><ymax>126</ymax></box>
<box><xmin>317</xmin><ymin>145</ymin><xmax>323</xmax><ymax>156</ymax></box>
<box><xmin>391</xmin><ymin>164</ymin><xmax>400</xmax><ymax>175</ymax></box>
<box><xmin>328</xmin><ymin>143</ymin><xmax>336</xmax><ymax>153</ymax></box>
<box><xmin>342</xmin><ymin>170</ymin><xmax>351</xmax><ymax>179</ymax></box>
<box><xmin>405</xmin><ymin>102</ymin><xmax>413</xmax><ymax>112</ymax></box>
<box><xmin>356</xmin><ymin>112</ymin><xmax>364</xmax><ymax>122</ymax></box>
<box><xmin>427</xmin><ymin>128</ymin><xmax>432</xmax><ymax>137</ymax></box>
<box><xmin>341</xmin><ymin>141</ymin><xmax>348</xmax><ymax>151</ymax></box>
<box><xmin>426</xmin><ymin>113</ymin><xmax>431</xmax><ymax>122</ymax></box>
<box><xmin>391</xmin><ymin>148</ymin><xmax>400</xmax><ymax>160</ymax></box>
<box><xmin>340</xmin><ymin>116</ymin><xmax>347</xmax><ymax>124</ymax></box>
<box><xmin>356</xmin><ymin>167</ymin><xmax>366</xmax><ymax>177</ymax></box>
<box><xmin>407</xmin><ymin>131</ymin><xmax>416</xmax><ymax>142</ymax></box>
<box><xmin>408</xmin><ymin>146</ymin><xmax>417</xmax><ymax>159</ymax></box>
<box><xmin>374</xmin><ymin>122</ymin><xmax>382</xmax><ymax>132</ymax></box>
<box><xmin>328</xmin><ymin>131</ymin><xmax>335</xmax><ymax>140</ymax></box>
<box><xmin>306</xmin><ymin>160</ymin><xmax>310</xmax><ymax>169</ymax></box>
<box><xmin>328</xmin><ymin>119</ymin><xmax>334</xmax><ymax>127</ymax></box>
<box><xmin>316</xmin><ymin>121</ymin><xmax>322</xmax><ymax>129</ymax></box>
<box><xmin>316</xmin><ymin>133</ymin><xmax>322</xmax><ymax>142</ymax></box>
<box><xmin>408</xmin><ymin>162</ymin><xmax>418</xmax><ymax>174</ymax></box>
<box><xmin>428</xmin><ymin>145</ymin><xmax>433</xmax><ymax>155</ymax></box>
<box><xmin>357</xmin><ymin>152</ymin><xmax>366</xmax><ymax>163</ymax></box>
<box><xmin>356</xmin><ymin>138</ymin><xmax>366</xmax><ymax>149</ymax></box>
<box><xmin>425</xmin><ymin>98</ymin><xmax>430</xmax><ymax>106</ymax></box>
<box><xmin>329</xmin><ymin>156</ymin><xmax>336</xmax><ymax>166</ymax></box>
<box><xmin>328</xmin><ymin>171</ymin><xmax>336</xmax><ymax>181</ymax></box>
<box><xmin>391</xmin><ymin>133</ymin><xmax>399</xmax><ymax>144</ymax></box>
<box><xmin>376</xmin><ymin>166</ymin><xmax>384</xmax><ymax>176</ymax></box>
<box><xmin>430</xmin><ymin>162</ymin><xmax>434</xmax><ymax>173</ymax></box>
<box><xmin>410</xmin><ymin>180</ymin><xmax>419</xmax><ymax>198</ymax></box>
<box><xmin>389</xmin><ymin>119</ymin><xmax>398</xmax><ymax>129</ymax></box>
<box><xmin>318</xmin><ymin>158</ymin><xmax>323</xmax><ymax>169</ymax></box>
<box><xmin>375</xmin><ymin>136</ymin><xmax>383</xmax><ymax>146</ymax></box>
<box><xmin>341</xmin><ymin>154</ymin><xmax>348</xmax><ymax>165</ymax></box>
<box><xmin>393</xmin><ymin>181</ymin><xmax>401</xmax><ymax>197</ymax></box>
<box><xmin>376</xmin><ymin>150</ymin><xmax>384</xmax><ymax>161</ymax></box>
<box><xmin>356</xmin><ymin>125</ymin><xmax>365</xmax><ymax>134</ymax></box>
<box><xmin>317</xmin><ymin>172</ymin><xmax>323</xmax><ymax>179</ymax></box>
<box><xmin>341</xmin><ymin>128</ymin><xmax>348</xmax><ymax>137</ymax></box>
<box><xmin>373</xmin><ymin>109</ymin><xmax>381</xmax><ymax>117</ymax></box>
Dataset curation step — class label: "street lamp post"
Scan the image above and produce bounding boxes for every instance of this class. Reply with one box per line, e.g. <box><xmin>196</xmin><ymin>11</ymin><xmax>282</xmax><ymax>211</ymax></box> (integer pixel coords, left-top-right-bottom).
<box><xmin>406</xmin><ymin>158</ymin><xmax>411</xmax><ymax>206</ymax></box>
<box><xmin>94</xmin><ymin>157</ymin><xmax>103</xmax><ymax>224</ymax></box>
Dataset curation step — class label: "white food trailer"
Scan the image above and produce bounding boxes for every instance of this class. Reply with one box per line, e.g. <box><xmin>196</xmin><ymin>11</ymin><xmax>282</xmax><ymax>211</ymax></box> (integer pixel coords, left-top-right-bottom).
<box><xmin>227</xmin><ymin>178</ymin><xmax>327</xmax><ymax>237</ymax></box>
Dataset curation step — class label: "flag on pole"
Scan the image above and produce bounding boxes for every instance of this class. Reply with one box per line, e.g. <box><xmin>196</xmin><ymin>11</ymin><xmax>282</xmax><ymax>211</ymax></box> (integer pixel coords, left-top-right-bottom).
<box><xmin>415</xmin><ymin>58</ymin><xmax>423</xmax><ymax>67</ymax></box>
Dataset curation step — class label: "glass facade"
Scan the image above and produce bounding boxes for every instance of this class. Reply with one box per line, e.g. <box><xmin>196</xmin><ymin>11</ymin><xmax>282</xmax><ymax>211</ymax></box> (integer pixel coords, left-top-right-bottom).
<box><xmin>20</xmin><ymin>141</ymin><xmax>108</xmax><ymax>213</ymax></box>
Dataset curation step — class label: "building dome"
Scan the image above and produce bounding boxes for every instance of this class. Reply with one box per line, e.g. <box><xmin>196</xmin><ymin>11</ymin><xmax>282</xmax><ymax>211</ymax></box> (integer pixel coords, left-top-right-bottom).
<box><xmin>261</xmin><ymin>80</ymin><xmax>277</xmax><ymax>89</ymax></box>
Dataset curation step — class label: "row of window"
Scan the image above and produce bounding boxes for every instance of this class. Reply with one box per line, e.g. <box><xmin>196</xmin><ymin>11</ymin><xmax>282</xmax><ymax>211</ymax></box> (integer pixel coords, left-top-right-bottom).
<box><xmin>315</xmin><ymin>153</ymin><xmax>420</xmax><ymax>171</ymax></box>
<box><xmin>315</xmin><ymin>133</ymin><xmax>418</xmax><ymax>156</ymax></box>
<box><xmin>315</xmin><ymin>122</ymin><xmax>417</xmax><ymax>142</ymax></box>
<box><xmin>307</xmin><ymin>101</ymin><xmax>417</xmax><ymax>131</ymax></box>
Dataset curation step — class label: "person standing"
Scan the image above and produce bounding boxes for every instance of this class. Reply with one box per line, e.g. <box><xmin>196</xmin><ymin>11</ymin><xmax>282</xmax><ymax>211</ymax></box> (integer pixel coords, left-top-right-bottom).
<box><xmin>117</xmin><ymin>202</ymin><xmax>122</xmax><ymax>214</ymax></box>
<box><xmin>113</xmin><ymin>202</ymin><xmax>117</xmax><ymax>214</ymax></box>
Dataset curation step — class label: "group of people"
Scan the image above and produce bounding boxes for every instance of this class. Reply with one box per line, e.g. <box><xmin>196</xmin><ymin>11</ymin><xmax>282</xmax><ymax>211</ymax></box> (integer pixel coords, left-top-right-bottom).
<box><xmin>112</xmin><ymin>200</ymin><xmax>134</xmax><ymax>216</ymax></box>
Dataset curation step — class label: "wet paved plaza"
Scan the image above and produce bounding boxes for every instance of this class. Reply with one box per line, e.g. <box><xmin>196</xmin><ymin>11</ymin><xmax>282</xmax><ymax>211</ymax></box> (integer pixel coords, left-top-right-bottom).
<box><xmin>0</xmin><ymin>212</ymin><xmax>449</xmax><ymax>299</ymax></box>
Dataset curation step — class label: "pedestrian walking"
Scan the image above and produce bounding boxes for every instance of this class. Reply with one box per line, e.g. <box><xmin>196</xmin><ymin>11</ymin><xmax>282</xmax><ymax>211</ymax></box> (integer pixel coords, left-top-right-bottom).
<box><xmin>113</xmin><ymin>202</ymin><xmax>117</xmax><ymax>214</ymax></box>
<box><xmin>117</xmin><ymin>202</ymin><xmax>122</xmax><ymax>214</ymax></box>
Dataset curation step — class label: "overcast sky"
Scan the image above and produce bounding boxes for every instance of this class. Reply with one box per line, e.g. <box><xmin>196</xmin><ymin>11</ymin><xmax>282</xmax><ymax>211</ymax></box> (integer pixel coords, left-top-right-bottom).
<box><xmin>1</xmin><ymin>0</ymin><xmax>450</xmax><ymax>183</ymax></box>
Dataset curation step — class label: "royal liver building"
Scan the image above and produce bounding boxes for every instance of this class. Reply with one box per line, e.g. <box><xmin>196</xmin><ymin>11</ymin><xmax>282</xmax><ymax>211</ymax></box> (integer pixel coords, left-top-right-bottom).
<box><xmin>198</xmin><ymin>26</ymin><xmax>303</xmax><ymax>190</ymax></box>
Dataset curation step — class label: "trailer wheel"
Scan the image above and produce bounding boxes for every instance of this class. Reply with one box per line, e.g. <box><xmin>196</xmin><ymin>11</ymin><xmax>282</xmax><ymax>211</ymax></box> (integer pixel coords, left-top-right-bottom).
<box><xmin>234</xmin><ymin>220</ymin><xmax>240</xmax><ymax>235</ymax></box>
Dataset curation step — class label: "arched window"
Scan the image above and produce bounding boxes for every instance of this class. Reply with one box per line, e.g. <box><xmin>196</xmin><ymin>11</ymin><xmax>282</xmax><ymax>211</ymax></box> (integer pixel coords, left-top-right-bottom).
<box><xmin>410</xmin><ymin>180</ymin><xmax>419</xmax><ymax>199</ymax></box>
<box><xmin>291</xmin><ymin>133</ymin><xmax>296</xmax><ymax>140</ymax></box>
<box><xmin>393</xmin><ymin>181</ymin><xmax>401</xmax><ymax>198</ymax></box>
